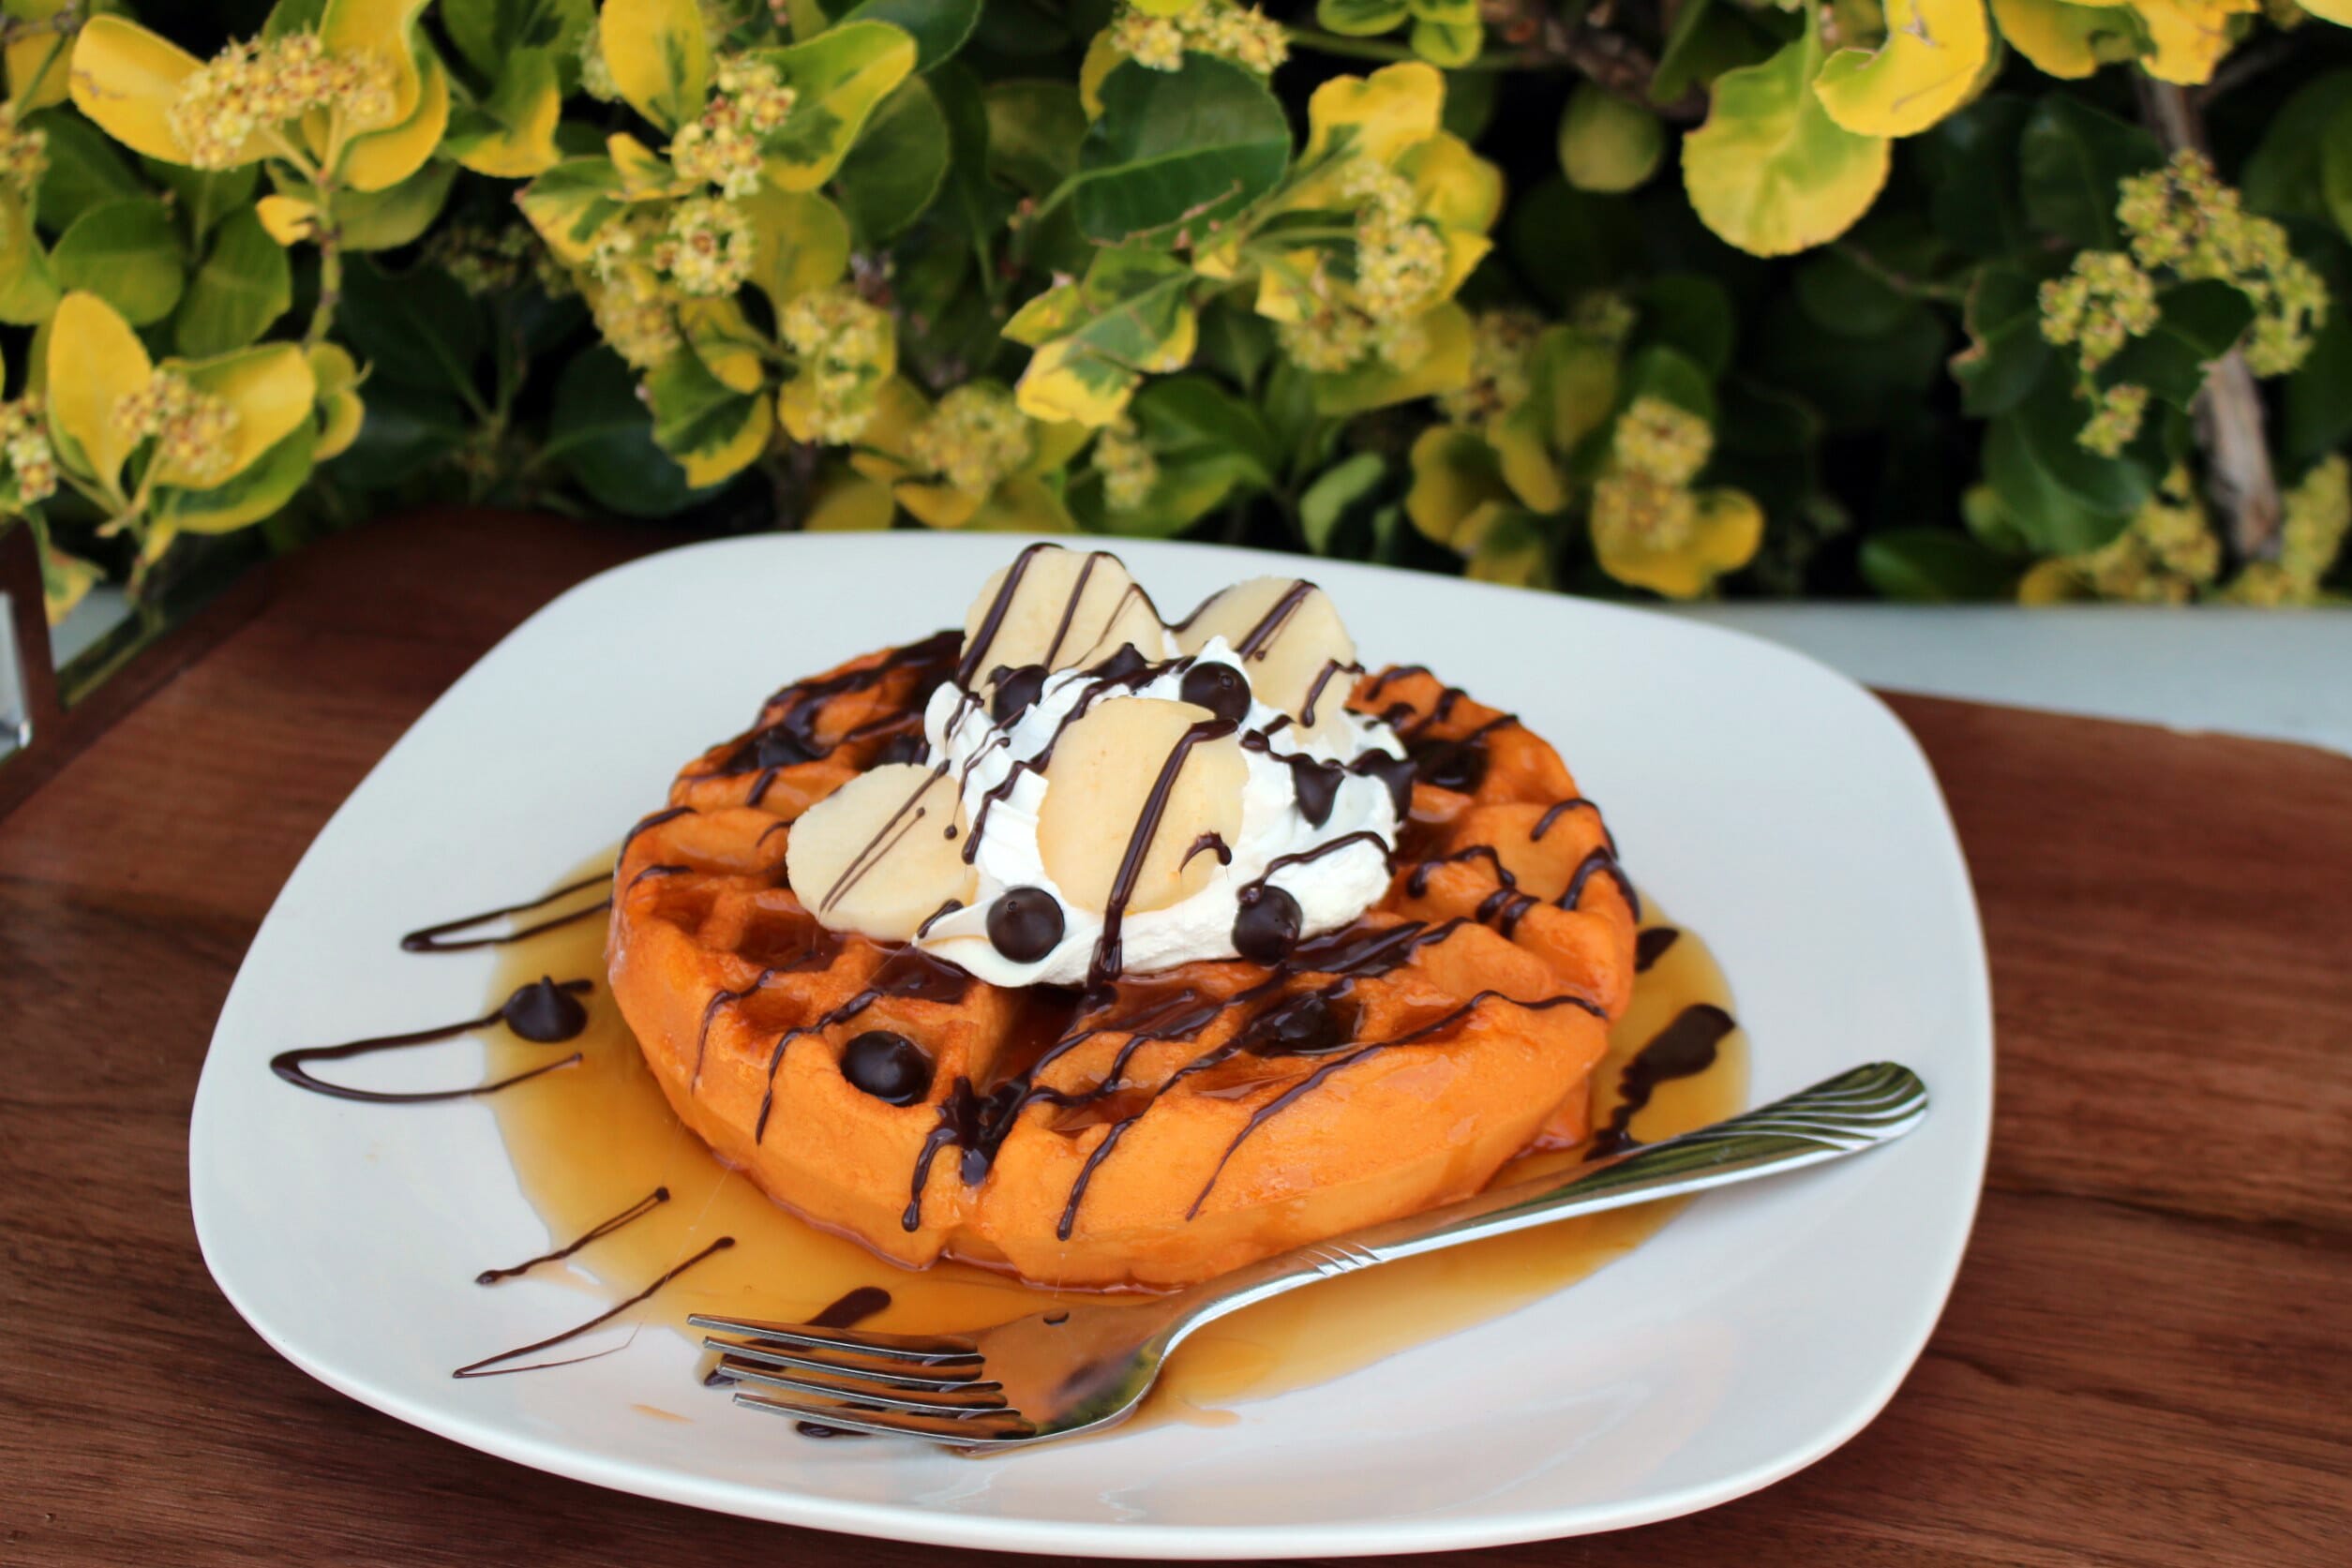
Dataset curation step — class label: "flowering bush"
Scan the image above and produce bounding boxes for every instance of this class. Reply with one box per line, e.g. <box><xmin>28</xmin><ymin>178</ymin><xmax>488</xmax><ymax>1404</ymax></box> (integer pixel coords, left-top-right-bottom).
<box><xmin>1</xmin><ymin>0</ymin><xmax>2347</xmax><ymax>620</ymax></box>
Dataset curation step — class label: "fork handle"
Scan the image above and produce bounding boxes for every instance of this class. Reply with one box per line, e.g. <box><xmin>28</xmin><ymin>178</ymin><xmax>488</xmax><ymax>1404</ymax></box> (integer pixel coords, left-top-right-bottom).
<box><xmin>1169</xmin><ymin>1061</ymin><xmax>1929</xmax><ymax>1331</ymax></box>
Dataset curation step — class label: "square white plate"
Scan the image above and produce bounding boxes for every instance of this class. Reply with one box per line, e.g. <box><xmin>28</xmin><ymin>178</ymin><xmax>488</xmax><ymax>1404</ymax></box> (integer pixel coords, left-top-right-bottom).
<box><xmin>190</xmin><ymin>533</ymin><xmax>1991</xmax><ymax>1557</ymax></box>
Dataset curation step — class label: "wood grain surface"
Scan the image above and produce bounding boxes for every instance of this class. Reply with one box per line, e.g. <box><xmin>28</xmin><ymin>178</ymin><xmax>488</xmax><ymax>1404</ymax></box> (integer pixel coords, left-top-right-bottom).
<box><xmin>3</xmin><ymin>511</ymin><xmax>2345</xmax><ymax>1567</ymax></box>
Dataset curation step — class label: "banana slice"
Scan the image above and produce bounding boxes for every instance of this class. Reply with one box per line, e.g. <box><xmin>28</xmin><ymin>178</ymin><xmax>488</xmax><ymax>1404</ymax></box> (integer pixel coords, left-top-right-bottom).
<box><xmin>1175</xmin><ymin>576</ymin><xmax>1357</xmax><ymax>741</ymax></box>
<box><xmin>786</xmin><ymin>764</ymin><xmax>976</xmax><ymax>940</ymax></box>
<box><xmin>961</xmin><ymin>545</ymin><xmax>1169</xmax><ymax>683</ymax></box>
<box><xmin>1039</xmin><ymin>698</ymin><xmax>1247</xmax><ymax>915</ymax></box>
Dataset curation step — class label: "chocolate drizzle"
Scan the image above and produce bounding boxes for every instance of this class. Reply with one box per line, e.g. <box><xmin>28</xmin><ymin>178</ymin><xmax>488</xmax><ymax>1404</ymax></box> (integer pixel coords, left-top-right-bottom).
<box><xmin>1560</xmin><ymin>845</ymin><xmax>1642</xmax><ymax>921</ymax></box>
<box><xmin>399</xmin><ymin>874</ymin><xmax>609</xmax><ymax>954</ymax></box>
<box><xmin>451</xmin><ymin>1236</ymin><xmax>735</xmax><ymax>1379</ymax></box>
<box><xmin>712</xmin><ymin>632</ymin><xmax>958</xmax><ymax>782</ymax></box>
<box><xmin>1586</xmin><ymin>1004</ymin><xmax>1737</xmax><ymax>1158</ymax></box>
<box><xmin>753</xmin><ymin>949</ymin><xmax>973</xmax><ymax>1142</ymax></box>
<box><xmin>475</xmin><ymin>1187</ymin><xmax>670</xmax><ymax>1284</ymax></box>
<box><xmin>271</xmin><ymin>978</ymin><xmax>591</xmax><ymax>1103</ymax></box>
<box><xmin>789</xmin><ymin>1287</ymin><xmax>892</xmax><ymax>1437</ymax></box>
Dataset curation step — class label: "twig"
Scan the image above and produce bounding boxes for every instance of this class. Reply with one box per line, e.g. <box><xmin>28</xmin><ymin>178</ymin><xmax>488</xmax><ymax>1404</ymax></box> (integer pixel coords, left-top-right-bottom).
<box><xmin>2135</xmin><ymin>76</ymin><xmax>2280</xmax><ymax>560</ymax></box>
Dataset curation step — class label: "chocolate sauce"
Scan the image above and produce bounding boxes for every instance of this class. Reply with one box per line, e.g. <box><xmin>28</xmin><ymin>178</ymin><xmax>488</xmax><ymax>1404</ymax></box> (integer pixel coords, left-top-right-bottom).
<box><xmin>475</xmin><ymin>1187</ymin><xmax>670</xmax><ymax>1284</ymax></box>
<box><xmin>1182</xmin><ymin>832</ymin><xmax>1233</xmax><ymax>869</ymax></box>
<box><xmin>1241</xmin><ymin>728</ymin><xmax>1347</xmax><ymax>827</ymax></box>
<box><xmin>783</xmin><ymin>1285</ymin><xmax>896</xmax><ymax>1439</ymax></box>
<box><xmin>1232</xmin><ymin>884</ymin><xmax>1301</xmax><ymax>963</ymax></box>
<box><xmin>842</xmin><ymin>1030</ymin><xmax>935</xmax><ymax>1106</ymax></box>
<box><xmin>1351</xmin><ymin>749</ymin><xmax>1416</xmax><ymax>816</ymax></box>
<box><xmin>752</xmin><ymin>949</ymin><xmax>973</xmax><ymax>1142</ymax></box>
<box><xmin>618</xmin><ymin>805</ymin><xmax>696</xmax><ymax>860</ymax></box>
<box><xmin>957</xmin><ymin>545</ymin><xmax>1053</xmax><ymax>685</ymax></box>
<box><xmin>1235</xmin><ymin>580</ymin><xmax>1315</xmax><ymax>660</ymax></box>
<box><xmin>691</xmin><ymin>942</ymin><xmax>843</xmax><ymax>1084</ymax></box>
<box><xmin>986</xmin><ymin>887</ymin><xmax>1064</xmax><ymax>963</ymax></box>
<box><xmin>271</xmin><ymin>978</ymin><xmax>591</xmax><ymax>1103</ymax></box>
<box><xmin>1178</xmin><ymin>662</ymin><xmax>1250</xmax><ymax>724</ymax></box>
<box><xmin>714</xmin><ymin>631</ymin><xmax>959</xmax><ymax>782</ymax></box>
<box><xmin>814</xmin><ymin>764</ymin><xmax>951</xmax><ymax>916</ymax></box>
<box><xmin>399</xmin><ymin>874</ymin><xmax>609</xmax><ymax>953</ymax></box>
<box><xmin>1403</xmin><ymin>844</ymin><xmax>1516</xmax><ymax>898</ymax></box>
<box><xmin>1585</xmin><ymin>1004</ymin><xmax>1737</xmax><ymax>1158</ymax></box>
<box><xmin>1559</xmin><ymin>846</ymin><xmax>1642</xmax><ymax>921</ymax></box>
<box><xmin>1089</xmin><ymin>717</ymin><xmax>1237</xmax><ymax>990</ymax></box>
<box><xmin>624</xmin><ymin>862</ymin><xmax>689</xmax><ymax>891</ymax></box>
<box><xmin>451</xmin><ymin>1236</ymin><xmax>735</xmax><ymax>1378</ymax></box>
<box><xmin>990</xmin><ymin>664</ymin><xmax>1050</xmax><ymax>724</ymax></box>
<box><xmin>1634</xmin><ymin>927</ymin><xmax>1681</xmax><ymax>972</ymax></box>
<box><xmin>1299</xmin><ymin>659</ymin><xmax>1361</xmax><ymax>727</ymax></box>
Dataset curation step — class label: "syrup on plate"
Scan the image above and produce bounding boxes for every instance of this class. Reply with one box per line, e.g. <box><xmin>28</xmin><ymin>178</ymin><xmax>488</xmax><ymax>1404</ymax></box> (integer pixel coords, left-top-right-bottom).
<box><xmin>478</xmin><ymin>859</ymin><xmax>1745</xmax><ymax>1427</ymax></box>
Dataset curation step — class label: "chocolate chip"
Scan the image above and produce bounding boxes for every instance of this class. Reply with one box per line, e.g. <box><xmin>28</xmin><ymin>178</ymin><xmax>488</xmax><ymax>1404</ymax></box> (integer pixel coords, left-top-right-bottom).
<box><xmin>1245</xmin><ymin>992</ymin><xmax>1348</xmax><ymax>1056</ymax></box>
<box><xmin>840</xmin><ymin>1030</ymin><xmax>933</xmax><ymax>1106</ymax></box>
<box><xmin>986</xmin><ymin>887</ymin><xmax>1065</xmax><ymax>963</ymax></box>
<box><xmin>1408</xmin><ymin>737</ymin><xmax>1486</xmax><ymax>794</ymax></box>
<box><xmin>1178</xmin><ymin>663</ymin><xmax>1251</xmax><ymax>724</ymax></box>
<box><xmin>1232</xmin><ymin>885</ymin><xmax>1301</xmax><ymax>964</ymax></box>
<box><xmin>753</xmin><ymin>726</ymin><xmax>817</xmax><ymax>769</ymax></box>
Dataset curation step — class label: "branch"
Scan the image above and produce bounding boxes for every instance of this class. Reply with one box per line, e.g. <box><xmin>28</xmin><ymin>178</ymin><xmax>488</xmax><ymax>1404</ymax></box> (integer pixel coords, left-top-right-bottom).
<box><xmin>2135</xmin><ymin>76</ymin><xmax>2280</xmax><ymax>560</ymax></box>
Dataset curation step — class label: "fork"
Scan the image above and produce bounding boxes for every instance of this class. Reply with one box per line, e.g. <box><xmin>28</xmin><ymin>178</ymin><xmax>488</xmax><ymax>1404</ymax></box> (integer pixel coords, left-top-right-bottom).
<box><xmin>690</xmin><ymin>1060</ymin><xmax>1927</xmax><ymax>1449</ymax></box>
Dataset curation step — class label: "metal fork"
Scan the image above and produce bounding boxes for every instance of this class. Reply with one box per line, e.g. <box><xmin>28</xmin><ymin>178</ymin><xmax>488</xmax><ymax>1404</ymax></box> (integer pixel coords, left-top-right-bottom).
<box><xmin>691</xmin><ymin>1060</ymin><xmax>1927</xmax><ymax>1449</ymax></box>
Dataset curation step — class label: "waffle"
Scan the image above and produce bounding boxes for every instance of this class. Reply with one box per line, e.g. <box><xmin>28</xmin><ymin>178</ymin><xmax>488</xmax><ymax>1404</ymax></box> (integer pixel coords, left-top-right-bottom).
<box><xmin>607</xmin><ymin>643</ymin><xmax>1637</xmax><ymax>1291</ymax></box>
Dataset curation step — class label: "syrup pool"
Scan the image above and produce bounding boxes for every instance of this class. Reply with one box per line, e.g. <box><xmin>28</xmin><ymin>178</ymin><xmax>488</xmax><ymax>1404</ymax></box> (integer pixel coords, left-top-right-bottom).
<box><xmin>478</xmin><ymin>856</ymin><xmax>1746</xmax><ymax>1429</ymax></box>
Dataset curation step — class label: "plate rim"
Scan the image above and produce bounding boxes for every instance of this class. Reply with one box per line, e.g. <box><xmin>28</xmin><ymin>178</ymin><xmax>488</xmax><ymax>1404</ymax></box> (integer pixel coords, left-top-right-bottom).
<box><xmin>188</xmin><ymin>530</ymin><xmax>1994</xmax><ymax>1558</ymax></box>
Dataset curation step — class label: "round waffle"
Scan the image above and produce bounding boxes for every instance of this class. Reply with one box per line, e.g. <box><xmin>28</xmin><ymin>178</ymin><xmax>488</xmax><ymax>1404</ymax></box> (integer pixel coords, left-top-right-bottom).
<box><xmin>608</xmin><ymin>641</ymin><xmax>1637</xmax><ymax>1291</ymax></box>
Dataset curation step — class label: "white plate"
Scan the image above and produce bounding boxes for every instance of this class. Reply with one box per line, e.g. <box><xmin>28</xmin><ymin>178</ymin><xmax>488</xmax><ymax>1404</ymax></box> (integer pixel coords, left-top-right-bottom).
<box><xmin>190</xmin><ymin>533</ymin><xmax>1991</xmax><ymax>1558</ymax></box>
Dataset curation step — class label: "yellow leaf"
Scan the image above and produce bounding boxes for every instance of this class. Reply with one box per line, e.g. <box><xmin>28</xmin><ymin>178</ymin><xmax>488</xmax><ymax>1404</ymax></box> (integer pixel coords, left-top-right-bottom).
<box><xmin>740</xmin><ymin>187</ymin><xmax>850</xmax><ymax>308</ymax></box>
<box><xmin>896</xmin><ymin>479</ymin><xmax>982</xmax><ymax>528</ymax></box>
<box><xmin>44</xmin><ymin>291</ymin><xmax>150</xmax><ymax>496</ymax></box>
<box><xmin>1303</xmin><ymin>61</ymin><xmax>1444</xmax><ymax>165</ymax></box>
<box><xmin>1026</xmin><ymin>418</ymin><xmax>1094</xmax><ymax>477</ymax></box>
<box><xmin>254</xmin><ymin>196</ymin><xmax>319</xmax><ymax>245</ymax></box>
<box><xmin>307</xmin><ymin>343</ymin><xmax>364</xmax><ymax>461</ymax></box>
<box><xmin>162</xmin><ymin>344</ymin><xmax>317</xmax><ymax>489</ymax></box>
<box><xmin>680</xmin><ymin>392</ymin><xmax>773</xmax><ymax>486</ymax></box>
<box><xmin>2015</xmin><ymin>558</ymin><xmax>2090</xmax><ymax>603</ymax></box>
<box><xmin>1465</xmin><ymin>511</ymin><xmax>1553</xmax><ymax>590</ymax></box>
<box><xmin>1012</xmin><ymin>337</ymin><xmax>1138</xmax><ymax>427</ymax></box>
<box><xmin>968</xmin><ymin>474</ymin><xmax>1077</xmax><ymax>533</ymax></box>
<box><xmin>1405</xmin><ymin>424</ymin><xmax>1512</xmax><ymax>552</ymax></box>
<box><xmin>68</xmin><ymin>18</ymin><xmax>223</xmax><ymax>169</ymax></box>
<box><xmin>1078</xmin><ymin>31</ymin><xmax>1121</xmax><ymax>120</ymax></box>
<box><xmin>339</xmin><ymin>48</ymin><xmax>447</xmax><ymax>192</ymax></box>
<box><xmin>450</xmin><ymin>52</ymin><xmax>563</xmax><ymax>179</ymax></box>
<box><xmin>757</xmin><ymin>23</ymin><xmax>920</xmax><ymax>194</ymax></box>
<box><xmin>846</xmin><ymin>376</ymin><xmax>929</xmax><ymax>485</ymax></box>
<box><xmin>320</xmin><ymin>0</ymin><xmax>432</xmax><ymax>134</ymax></box>
<box><xmin>7</xmin><ymin>29</ymin><xmax>72</xmax><ymax>113</ymax></box>
<box><xmin>1816</xmin><ymin>0</ymin><xmax>1991</xmax><ymax>138</ymax></box>
<box><xmin>1489</xmin><ymin>414</ymin><xmax>1566</xmax><ymax>514</ymax></box>
<box><xmin>607</xmin><ymin>133</ymin><xmax>695</xmax><ymax>198</ymax></box>
<box><xmin>1312</xmin><ymin>301</ymin><xmax>1474</xmax><ymax>415</ymax></box>
<box><xmin>1398</xmin><ymin>133</ymin><xmax>1504</xmax><ymax>232</ymax></box>
<box><xmin>1595</xmin><ymin>485</ymin><xmax>1764</xmax><ymax>598</ymax></box>
<box><xmin>2132</xmin><ymin>0</ymin><xmax>2259</xmax><ymax>85</ymax></box>
<box><xmin>600</xmin><ymin>0</ymin><xmax>712</xmax><ymax>134</ymax></box>
<box><xmin>679</xmin><ymin>297</ymin><xmax>768</xmax><ymax>394</ymax></box>
<box><xmin>804</xmin><ymin>470</ymin><xmax>897</xmax><ymax>530</ymax></box>
<box><xmin>1683</xmin><ymin>13</ymin><xmax>1890</xmax><ymax>257</ymax></box>
<box><xmin>2301</xmin><ymin>0</ymin><xmax>2352</xmax><ymax>22</ymax></box>
<box><xmin>1985</xmin><ymin>0</ymin><xmax>2141</xmax><ymax>76</ymax></box>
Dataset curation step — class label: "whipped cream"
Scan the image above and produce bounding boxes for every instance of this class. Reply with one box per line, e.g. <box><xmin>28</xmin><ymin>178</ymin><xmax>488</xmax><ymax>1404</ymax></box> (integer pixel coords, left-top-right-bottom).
<box><xmin>911</xmin><ymin>638</ymin><xmax>1403</xmax><ymax>987</ymax></box>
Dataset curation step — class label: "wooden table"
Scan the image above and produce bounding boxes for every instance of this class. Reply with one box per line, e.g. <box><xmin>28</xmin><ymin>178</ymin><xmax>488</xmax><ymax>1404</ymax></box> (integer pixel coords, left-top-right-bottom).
<box><xmin>4</xmin><ymin>511</ymin><xmax>2346</xmax><ymax>1566</ymax></box>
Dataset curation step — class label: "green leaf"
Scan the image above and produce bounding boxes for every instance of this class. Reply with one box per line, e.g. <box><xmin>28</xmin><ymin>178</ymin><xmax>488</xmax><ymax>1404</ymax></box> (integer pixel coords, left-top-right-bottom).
<box><xmin>1950</xmin><ymin>261</ymin><xmax>2051</xmax><ymax>419</ymax></box>
<box><xmin>1317</xmin><ymin>0</ymin><xmax>1410</xmax><ymax>36</ymax></box>
<box><xmin>839</xmin><ymin>0</ymin><xmax>981</xmax><ymax>71</ymax></box>
<box><xmin>1918</xmin><ymin>93</ymin><xmax>2030</xmax><ymax>261</ymax></box>
<box><xmin>1006</xmin><ymin>245</ymin><xmax>1197</xmax><ymax>426</ymax></box>
<box><xmin>834</xmin><ymin>77</ymin><xmax>950</xmax><ymax>244</ymax></box>
<box><xmin>1132</xmin><ymin>373</ymin><xmax>1277</xmax><ymax>484</ymax></box>
<box><xmin>2282</xmin><ymin>293</ymin><xmax>2352</xmax><ymax>471</ymax></box>
<box><xmin>983</xmin><ymin>80</ymin><xmax>1086</xmax><ymax>196</ymax></box>
<box><xmin>1652</xmin><ymin>0</ymin><xmax>1777</xmax><ymax>103</ymax></box>
<box><xmin>1681</xmin><ymin>13</ymin><xmax>1890</xmax><ymax>258</ymax></box>
<box><xmin>930</xmin><ymin>63</ymin><xmax>1008</xmax><ymax>271</ymax></box>
<box><xmin>323</xmin><ymin>380</ymin><xmax>468</xmax><ymax>486</ymax></box>
<box><xmin>140</xmin><ymin>157</ymin><xmax>261</xmax><ymax>243</ymax></box>
<box><xmin>1504</xmin><ymin>177</ymin><xmax>1636</xmax><ymax>310</ymax></box>
<box><xmin>2101</xmin><ymin>278</ymin><xmax>2255</xmax><ymax>411</ymax></box>
<box><xmin>52</xmin><ymin>198</ymin><xmax>185</xmax><ymax>326</ymax></box>
<box><xmin>1982</xmin><ymin>412</ymin><xmax>2130</xmax><ymax>555</ymax></box>
<box><xmin>2322</xmin><ymin>96</ymin><xmax>2352</xmax><ymax>249</ymax></box>
<box><xmin>157</xmin><ymin>420</ymin><xmax>315</xmax><ymax>534</ymax></box>
<box><xmin>1299</xmin><ymin>451</ymin><xmax>1387</xmax><ymax>553</ymax></box>
<box><xmin>2240</xmin><ymin>69</ymin><xmax>2352</xmax><ymax>225</ymax></box>
<box><xmin>338</xmin><ymin>257</ymin><xmax>486</xmax><ymax>396</ymax></box>
<box><xmin>1859</xmin><ymin>528</ymin><xmax>2019</xmax><ymax>602</ymax></box>
<box><xmin>29</xmin><ymin>111</ymin><xmax>143</xmax><ymax>237</ymax></box>
<box><xmin>1792</xmin><ymin>248</ymin><xmax>1910</xmax><ymax>339</ymax></box>
<box><xmin>442</xmin><ymin>0</ymin><xmax>593</xmax><ymax>82</ymax></box>
<box><xmin>332</xmin><ymin>160</ymin><xmax>458</xmax><ymax>252</ymax></box>
<box><xmin>1754</xmin><ymin>290</ymin><xmax>1946</xmax><ymax>433</ymax></box>
<box><xmin>1073</xmin><ymin>56</ymin><xmax>1291</xmax><ymax>246</ymax></box>
<box><xmin>173</xmin><ymin>205</ymin><xmax>291</xmax><ymax>356</ymax></box>
<box><xmin>1622</xmin><ymin>343</ymin><xmax>1716</xmax><ymax>425</ymax></box>
<box><xmin>549</xmin><ymin>346</ymin><xmax>707</xmax><ymax>516</ymax></box>
<box><xmin>1557</xmin><ymin>82</ymin><xmax>1664</xmax><ymax>195</ymax></box>
<box><xmin>2012</xmin><ymin>368</ymin><xmax>2154</xmax><ymax>518</ymax></box>
<box><xmin>0</xmin><ymin>227</ymin><xmax>59</xmax><ymax>326</ymax></box>
<box><xmin>2017</xmin><ymin>96</ymin><xmax>2160</xmax><ymax>251</ymax></box>
<box><xmin>1631</xmin><ymin>275</ymin><xmax>1735</xmax><ymax>377</ymax></box>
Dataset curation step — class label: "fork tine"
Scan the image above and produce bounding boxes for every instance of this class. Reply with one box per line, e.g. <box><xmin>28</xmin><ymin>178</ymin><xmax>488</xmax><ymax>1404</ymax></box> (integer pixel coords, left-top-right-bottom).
<box><xmin>703</xmin><ymin>1337</ymin><xmax>998</xmax><ymax>1392</ymax></box>
<box><xmin>731</xmin><ymin>1390</ymin><xmax>1034</xmax><ymax>1443</ymax></box>
<box><xmin>720</xmin><ymin>1359</ymin><xmax>1011</xmax><ymax>1417</ymax></box>
<box><xmin>687</xmin><ymin>1312</ymin><xmax>981</xmax><ymax>1364</ymax></box>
